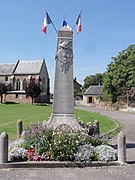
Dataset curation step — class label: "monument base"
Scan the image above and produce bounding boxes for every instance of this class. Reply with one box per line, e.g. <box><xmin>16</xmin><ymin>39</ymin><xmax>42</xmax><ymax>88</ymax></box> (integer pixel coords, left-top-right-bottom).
<box><xmin>45</xmin><ymin>113</ymin><xmax>85</xmax><ymax>132</ymax></box>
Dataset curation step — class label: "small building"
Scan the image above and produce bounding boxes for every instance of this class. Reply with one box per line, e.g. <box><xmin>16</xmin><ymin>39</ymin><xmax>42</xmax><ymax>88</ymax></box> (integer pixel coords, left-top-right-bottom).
<box><xmin>0</xmin><ymin>59</ymin><xmax>50</xmax><ymax>103</ymax></box>
<box><xmin>74</xmin><ymin>77</ymin><xmax>82</xmax><ymax>93</ymax></box>
<box><xmin>83</xmin><ymin>85</ymin><xmax>102</xmax><ymax>104</ymax></box>
<box><xmin>74</xmin><ymin>78</ymin><xmax>82</xmax><ymax>101</ymax></box>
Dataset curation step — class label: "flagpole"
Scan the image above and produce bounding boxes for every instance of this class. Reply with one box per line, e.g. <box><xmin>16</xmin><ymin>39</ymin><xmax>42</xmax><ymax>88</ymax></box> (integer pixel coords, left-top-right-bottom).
<box><xmin>52</xmin><ymin>22</ymin><xmax>58</xmax><ymax>34</ymax></box>
<box><xmin>63</xmin><ymin>13</ymin><xmax>65</xmax><ymax>21</ymax></box>
<box><xmin>72</xmin><ymin>10</ymin><xmax>82</xmax><ymax>30</ymax></box>
<box><xmin>45</xmin><ymin>10</ymin><xmax>58</xmax><ymax>34</ymax></box>
<box><xmin>72</xmin><ymin>23</ymin><xmax>76</xmax><ymax>30</ymax></box>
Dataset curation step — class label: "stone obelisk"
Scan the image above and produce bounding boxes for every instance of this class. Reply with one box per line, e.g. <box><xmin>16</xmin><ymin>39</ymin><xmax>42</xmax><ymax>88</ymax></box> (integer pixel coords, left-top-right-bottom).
<box><xmin>47</xmin><ymin>26</ymin><xmax>83</xmax><ymax>132</ymax></box>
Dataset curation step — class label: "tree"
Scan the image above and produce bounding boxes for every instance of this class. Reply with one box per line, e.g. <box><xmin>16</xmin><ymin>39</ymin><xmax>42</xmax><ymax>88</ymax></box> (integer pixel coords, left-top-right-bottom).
<box><xmin>128</xmin><ymin>87</ymin><xmax>135</xmax><ymax>107</ymax></box>
<box><xmin>103</xmin><ymin>44</ymin><xmax>135</xmax><ymax>103</ymax></box>
<box><xmin>26</xmin><ymin>84</ymin><xmax>41</xmax><ymax>104</ymax></box>
<box><xmin>82</xmin><ymin>73</ymin><xmax>104</xmax><ymax>92</ymax></box>
<box><xmin>0</xmin><ymin>84</ymin><xmax>7</xmax><ymax>103</ymax></box>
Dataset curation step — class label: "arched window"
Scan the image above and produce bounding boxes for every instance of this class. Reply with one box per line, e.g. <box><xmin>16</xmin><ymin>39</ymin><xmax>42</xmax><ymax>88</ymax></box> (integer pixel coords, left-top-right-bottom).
<box><xmin>16</xmin><ymin>78</ymin><xmax>20</xmax><ymax>90</ymax></box>
<box><xmin>22</xmin><ymin>78</ymin><xmax>27</xmax><ymax>90</ymax></box>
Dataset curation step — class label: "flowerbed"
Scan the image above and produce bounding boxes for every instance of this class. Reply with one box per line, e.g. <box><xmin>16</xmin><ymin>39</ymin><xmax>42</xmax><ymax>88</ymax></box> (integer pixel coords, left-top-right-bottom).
<box><xmin>9</xmin><ymin>122</ymin><xmax>117</xmax><ymax>162</ymax></box>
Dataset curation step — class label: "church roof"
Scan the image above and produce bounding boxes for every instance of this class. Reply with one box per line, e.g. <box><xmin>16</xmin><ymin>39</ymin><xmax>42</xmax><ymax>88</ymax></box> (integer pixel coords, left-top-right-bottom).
<box><xmin>0</xmin><ymin>64</ymin><xmax>15</xmax><ymax>75</ymax></box>
<box><xmin>83</xmin><ymin>85</ymin><xmax>102</xmax><ymax>95</ymax></box>
<box><xmin>13</xmin><ymin>60</ymin><xmax>44</xmax><ymax>75</ymax></box>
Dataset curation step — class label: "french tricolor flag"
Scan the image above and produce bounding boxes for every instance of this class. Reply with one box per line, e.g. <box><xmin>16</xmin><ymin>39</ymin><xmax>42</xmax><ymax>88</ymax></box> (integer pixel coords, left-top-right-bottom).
<box><xmin>76</xmin><ymin>11</ymin><xmax>82</xmax><ymax>34</ymax></box>
<box><xmin>42</xmin><ymin>11</ymin><xmax>52</xmax><ymax>34</ymax></box>
<box><xmin>62</xmin><ymin>20</ymin><xmax>72</xmax><ymax>30</ymax></box>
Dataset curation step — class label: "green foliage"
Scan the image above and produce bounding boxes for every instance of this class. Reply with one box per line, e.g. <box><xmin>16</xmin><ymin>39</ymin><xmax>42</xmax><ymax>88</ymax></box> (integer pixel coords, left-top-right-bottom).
<box><xmin>128</xmin><ymin>87</ymin><xmax>135</xmax><ymax>107</ymax></box>
<box><xmin>50</xmin><ymin>132</ymin><xmax>83</xmax><ymax>161</ymax></box>
<box><xmin>26</xmin><ymin>84</ymin><xmax>41</xmax><ymax>104</ymax></box>
<box><xmin>0</xmin><ymin>83</ymin><xmax>7</xmax><ymax>103</ymax></box>
<box><xmin>103</xmin><ymin>44</ymin><xmax>135</xmax><ymax>103</ymax></box>
<box><xmin>22</xmin><ymin>123</ymin><xmax>54</xmax><ymax>155</ymax></box>
<box><xmin>83</xmin><ymin>73</ymin><xmax>104</xmax><ymax>92</ymax></box>
<box><xmin>9</xmin><ymin>122</ymin><xmax>108</xmax><ymax>162</ymax></box>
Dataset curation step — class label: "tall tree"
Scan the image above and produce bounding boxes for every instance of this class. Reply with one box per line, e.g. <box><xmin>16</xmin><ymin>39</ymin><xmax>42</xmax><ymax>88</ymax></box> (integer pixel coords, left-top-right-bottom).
<box><xmin>103</xmin><ymin>44</ymin><xmax>135</xmax><ymax>103</ymax></box>
<box><xmin>83</xmin><ymin>73</ymin><xmax>104</xmax><ymax>92</ymax></box>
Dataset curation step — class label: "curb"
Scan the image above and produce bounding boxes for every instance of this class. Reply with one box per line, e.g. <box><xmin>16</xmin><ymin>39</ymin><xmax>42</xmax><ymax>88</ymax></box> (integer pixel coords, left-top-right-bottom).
<box><xmin>106</xmin><ymin>118</ymin><xmax>122</xmax><ymax>138</ymax></box>
<box><xmin>0</xmin><ymin>161</ymin><xmax>121</xmax><ymax>169</ymax></box>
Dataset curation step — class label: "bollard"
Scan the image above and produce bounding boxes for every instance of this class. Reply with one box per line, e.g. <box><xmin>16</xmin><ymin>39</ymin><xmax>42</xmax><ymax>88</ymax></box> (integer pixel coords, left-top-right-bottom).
<box><xmin>0</xmin><ymin>132</ymin><xmax>8</xmax><ymax>163</ymax></box>
<box><xmin>17</xmin><ymin>119</ymin><xmax>23</xmax><ymax>139</ymax></box>
<box><xmin>117</xmin><ymin>131</ymin><xmax>126</xmax><ymax>164</ymax></box>
<box><xmin>94</xmin><ymin>120</ymin><xmax>100</xmax><ymax>134</ymax></box>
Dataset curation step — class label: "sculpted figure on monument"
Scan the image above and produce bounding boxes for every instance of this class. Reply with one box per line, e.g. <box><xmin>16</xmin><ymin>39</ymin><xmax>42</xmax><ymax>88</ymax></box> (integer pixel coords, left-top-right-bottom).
<box><xmin>56</xmin><ymin>40</ymin><xmax>73</xmax><ymax>73</ymax></box>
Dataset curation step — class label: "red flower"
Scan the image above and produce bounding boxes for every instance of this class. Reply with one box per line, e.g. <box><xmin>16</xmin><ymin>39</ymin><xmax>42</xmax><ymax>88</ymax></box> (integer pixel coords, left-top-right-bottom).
<box><xmin>28</xmin><ymin>148</ymin><xmax>34</xmax><ymax>153</ymax></box>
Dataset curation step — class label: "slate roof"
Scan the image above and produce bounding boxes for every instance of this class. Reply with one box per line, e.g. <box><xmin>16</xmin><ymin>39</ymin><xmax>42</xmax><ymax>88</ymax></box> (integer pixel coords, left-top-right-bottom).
<box><xmin>74</xmin><ymin>78</ymin><xmax>82</xmax><ymax>88</ymax></box>
<box><xmin>83</xmin><ymin>85</ymin><xmax>103</xmax><ymax>95</ymax></box>
<box><xmin>0</xmin><ymin>64</ymin><xmax>15</xmax><ymax>75</ymax></box>
<box><xmin>13</xmin><ymin>60</ymin><xmax>43</xmax><ymax>75</ymax></box>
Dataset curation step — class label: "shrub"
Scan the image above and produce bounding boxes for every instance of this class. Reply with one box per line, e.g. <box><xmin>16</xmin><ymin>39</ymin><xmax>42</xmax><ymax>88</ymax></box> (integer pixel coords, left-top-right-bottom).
<box><xmin>8</xmin><ymin>122</ymin><xmax>113</xmax><ymax>162</ymax></box>
<box><xmin>74</xmin><ymin>144</ymin><xmax>95</xmax><ymax>162</ymax></box>
<box><xmin>21</xmin><ymin>122</ymin><xmax>54</xmax><ymax>155</ymax></box>
<box><xmin>94</xmin><ymin>145</ymin><xmax>117</xmax><ymax>161</ymax></box>
<box><xmin>9</xmin><ymin>139</ymin><xmax>27</xmax><ymax>161</ymax></box>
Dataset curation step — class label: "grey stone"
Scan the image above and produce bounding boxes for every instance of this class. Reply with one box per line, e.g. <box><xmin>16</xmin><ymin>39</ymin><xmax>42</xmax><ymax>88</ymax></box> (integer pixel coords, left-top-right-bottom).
<box><xmin>46</xmin><ymin>27</ymin><xmax>84</xmax><ymax>132</ymax></box>
<box><xmin>117</xmin><ymin>131</ymin><xmax>126</xmax><ymax>164</ymax></box>
<box><xmin>0</xmin><ymin>132</ymin><xmax>8</xmax><ymax>163</ymax></box>
<box><xmin>94</xmin><ymin>119</ymin><xmax>100</xmax><ymax>134</ymax></box>
<box><xmin>17</xmin><ymin>119</ymin><xmax>23</xmax><ymax>139</ymax></box>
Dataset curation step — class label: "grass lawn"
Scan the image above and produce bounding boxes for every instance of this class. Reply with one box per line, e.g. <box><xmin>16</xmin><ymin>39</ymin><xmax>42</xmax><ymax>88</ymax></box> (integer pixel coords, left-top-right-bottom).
<box><xmin>0</xmin><ymin>103</ymin><xmax>117</xmax><ymax>140</ymax></box>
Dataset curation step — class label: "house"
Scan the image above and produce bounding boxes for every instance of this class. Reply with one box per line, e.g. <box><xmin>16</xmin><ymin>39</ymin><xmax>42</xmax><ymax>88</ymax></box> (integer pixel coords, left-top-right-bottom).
<box><xmin>83</xmin><ymin>85</ymin><xmax>102</xmax><ymax>104</ymax></box>
<box><xmin>0</xmin><ymin>59</ymin><xmax>50</xmax><ymax>103</ymax></box>
<box><xmin>74</xmin><ymin>77</ymin><xmax>82</xmax><ymax>93</ymax></box>
<box><xmin>73</xmin><ymin>78</ymin><xmax>82</xmax><ymax>101</ymax></box>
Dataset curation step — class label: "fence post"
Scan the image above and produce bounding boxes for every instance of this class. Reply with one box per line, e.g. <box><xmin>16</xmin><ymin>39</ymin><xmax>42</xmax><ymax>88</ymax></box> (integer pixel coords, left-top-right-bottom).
<box><xmin>117</xmin><ymin>131</ymin><xmax>126</xmax><ymax>164</ymax></box>
<box><xmin>17</xmin><ymin>119</ymin><xmax>23</xmax><ymax>139</ymax></box>
<box><xmin>0</xmin><ymin>132</ymin><xmax>8</xmax><ymax>163</ymax></box>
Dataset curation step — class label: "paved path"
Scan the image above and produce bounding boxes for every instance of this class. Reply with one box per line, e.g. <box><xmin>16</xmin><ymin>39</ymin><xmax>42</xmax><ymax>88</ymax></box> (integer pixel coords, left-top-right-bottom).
<box><xmin>76</xmin><ymin>106</ymin><xmax>135</xmax><ymax>163</ymax></box>
<box><xmin>1</xmin><ymin>165</ymin><xmax>135</xmax><ymax>180</ymax></box>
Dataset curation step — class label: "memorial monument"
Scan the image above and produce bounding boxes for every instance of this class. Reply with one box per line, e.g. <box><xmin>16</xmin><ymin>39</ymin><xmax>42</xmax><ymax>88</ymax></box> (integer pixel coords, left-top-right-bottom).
<box><xmin>46</xmin><ymin>26</ymin><xmax>83</xmax><ymax>132</ymax></box>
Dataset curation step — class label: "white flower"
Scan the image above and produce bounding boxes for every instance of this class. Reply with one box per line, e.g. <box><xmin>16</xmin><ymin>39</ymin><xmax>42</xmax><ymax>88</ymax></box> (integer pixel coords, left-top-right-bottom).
<box><xmin>94</xmin><ymin>145</ymin><xmax>117</xmax><ymax>161</ymax></box>
<box><xmin>74</xmin><ymin>144</ymin><xmax>94</xmax><ymax>162</ymax></box>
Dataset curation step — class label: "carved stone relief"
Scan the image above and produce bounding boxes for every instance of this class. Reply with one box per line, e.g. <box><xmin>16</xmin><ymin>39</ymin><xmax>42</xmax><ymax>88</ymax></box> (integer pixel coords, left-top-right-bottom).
<box><xmin>56</xmin><ymin>39</ymin><xmax>73</xmax><ymax>73</ymax></box>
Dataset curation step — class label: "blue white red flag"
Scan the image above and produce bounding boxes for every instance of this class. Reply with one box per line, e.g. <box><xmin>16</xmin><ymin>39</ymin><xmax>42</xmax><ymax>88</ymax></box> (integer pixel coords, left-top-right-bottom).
<box><xmin>62</xmin><ymin>20</ymin><xmax>72</xmax><ymax>30</ymax></box>
<box><xmin>76</xmin><ymin>12</ymin><xmax>82</xmax><ymax>34</ymax></box>
<box><xmin>62</xmin><ymin>20</ymin><xmax>68</xmax><ymax>27</ymax></box>
<box><xmin>42</xmin><ymin>11</ymin><xmax>52</xmax><ymax>33</ymax></box>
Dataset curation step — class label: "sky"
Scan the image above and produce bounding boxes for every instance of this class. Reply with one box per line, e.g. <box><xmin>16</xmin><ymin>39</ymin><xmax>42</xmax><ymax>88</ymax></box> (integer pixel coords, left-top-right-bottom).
<box><xmin>0</xmin><ymin>0</ymin><xmax>135</xmax><ymax>92</ymax></box>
